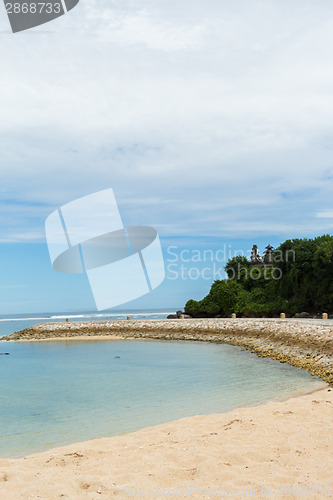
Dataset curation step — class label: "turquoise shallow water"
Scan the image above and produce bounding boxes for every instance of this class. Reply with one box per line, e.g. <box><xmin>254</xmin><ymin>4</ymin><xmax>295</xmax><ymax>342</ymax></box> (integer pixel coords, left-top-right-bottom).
<box><xmin>0</xmin><ymin>339</ymin><xmax>325</xmax><ymax>458</ymax></box>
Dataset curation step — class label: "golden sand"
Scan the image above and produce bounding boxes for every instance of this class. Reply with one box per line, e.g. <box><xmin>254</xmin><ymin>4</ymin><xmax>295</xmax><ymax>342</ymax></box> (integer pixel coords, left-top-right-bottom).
<box><xmin>0</xmin><ymin>388</ymin><xmax>332</xmax><ymax>499</ymax></box>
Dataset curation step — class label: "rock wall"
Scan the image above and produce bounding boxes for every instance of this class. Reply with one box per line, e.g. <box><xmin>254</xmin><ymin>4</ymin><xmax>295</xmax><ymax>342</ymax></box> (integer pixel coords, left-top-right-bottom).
<box><xmin>2</xmin><ymin>318</ymin><xmax>333</xmax><ymax>385</ymax></box>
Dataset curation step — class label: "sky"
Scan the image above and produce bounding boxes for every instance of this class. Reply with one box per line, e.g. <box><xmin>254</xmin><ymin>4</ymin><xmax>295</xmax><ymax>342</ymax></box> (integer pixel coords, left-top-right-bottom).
<box><xmin>1</xmin><ymin>0</ymin><xmax>333</xmax><ymax>313</ymax></box>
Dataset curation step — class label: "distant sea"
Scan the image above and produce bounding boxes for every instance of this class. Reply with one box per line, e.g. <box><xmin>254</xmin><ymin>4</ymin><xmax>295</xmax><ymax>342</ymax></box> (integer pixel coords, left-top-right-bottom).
<box><xmin>0</xmin><ymin>308</ymin><xmax>176</xmax><ymax>338</ymax></box>
<box><xmin>0</xmin><ymin>309</ymin><xmax>326</xmax><ymax>459</ymax></box>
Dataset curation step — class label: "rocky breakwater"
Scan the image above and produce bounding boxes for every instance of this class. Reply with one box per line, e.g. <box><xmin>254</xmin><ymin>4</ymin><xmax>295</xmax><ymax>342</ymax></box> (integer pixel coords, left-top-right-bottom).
<box><xmin>1</xmin><ymin>318</ymin><xmax>333</xmax><ymax>385</ymax></box>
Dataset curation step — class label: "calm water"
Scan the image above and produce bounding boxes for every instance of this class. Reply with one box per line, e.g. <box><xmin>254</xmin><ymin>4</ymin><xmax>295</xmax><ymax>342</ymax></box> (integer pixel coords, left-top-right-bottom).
<box><xmin>0</xmin><ymin>339</ymin><xmax>325</xmax><ymax>458</ymax></box>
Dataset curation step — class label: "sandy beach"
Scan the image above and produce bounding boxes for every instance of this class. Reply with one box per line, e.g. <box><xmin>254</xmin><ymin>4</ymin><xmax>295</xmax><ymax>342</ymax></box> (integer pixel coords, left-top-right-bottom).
<box><xmin>1</xmin><ymin>318</ymin><xmax>332</xmax><ymax>499</ymax></box>
<box><xmin>0</xmin><ymin>387</ymin><xmax>331</xmax><ymax>499</ymax></box>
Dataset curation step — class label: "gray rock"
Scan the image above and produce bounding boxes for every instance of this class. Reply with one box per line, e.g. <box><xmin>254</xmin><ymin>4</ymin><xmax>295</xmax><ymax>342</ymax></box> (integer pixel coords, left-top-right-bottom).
<box><xmin>294</xmin><ymin>312</ymin><xmax>310</xmax><ymax>318</ymax></box>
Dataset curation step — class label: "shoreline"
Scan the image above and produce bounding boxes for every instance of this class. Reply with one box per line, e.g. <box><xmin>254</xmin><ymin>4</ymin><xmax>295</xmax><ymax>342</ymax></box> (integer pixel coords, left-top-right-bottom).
<box><xmin>2</xmin><ymin>317</ymin><xmax>333</xmax><ymax>385</ymax></box>
<box><xmin>0</xmin><ymin>386</ymin><xmax>332</xmax><ymax>499</ymax></box>
<box><xmin>1</xmin><ymin>319</ymin><xmax>332</xmax><ymax>498</ymax></box>
<box><xmin>1</xmin><ymin>382</ymin><xmax>328</xmax><ymax>460</ymax></box>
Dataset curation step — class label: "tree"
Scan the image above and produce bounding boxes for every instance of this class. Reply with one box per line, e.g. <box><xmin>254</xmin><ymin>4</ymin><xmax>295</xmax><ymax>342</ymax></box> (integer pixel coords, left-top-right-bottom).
<box><xmin>185</xmin><ymin>235</ymin><xmax>333</xmax><ymax>317</ymax></box>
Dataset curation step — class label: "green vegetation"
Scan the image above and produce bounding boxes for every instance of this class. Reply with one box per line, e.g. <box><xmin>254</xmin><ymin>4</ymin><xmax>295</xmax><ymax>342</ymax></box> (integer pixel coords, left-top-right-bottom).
<box><xmin>185</xmin><ymin>235</ymin><xmax>333</xmax><ymax>317</ymax></box>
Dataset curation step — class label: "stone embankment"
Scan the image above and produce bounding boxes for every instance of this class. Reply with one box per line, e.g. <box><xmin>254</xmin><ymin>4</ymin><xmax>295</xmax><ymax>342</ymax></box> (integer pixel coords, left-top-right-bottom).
<box><xmin>2</xmin><ymin>318</ymin><xmax>333</xmax><ymax>384</ymax></box>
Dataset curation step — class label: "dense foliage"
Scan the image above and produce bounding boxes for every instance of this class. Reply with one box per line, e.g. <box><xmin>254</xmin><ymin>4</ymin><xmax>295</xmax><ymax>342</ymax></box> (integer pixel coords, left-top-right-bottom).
<box><xmin>185</xmin><ymin>235</ymin><xmax>333</xmax><ymax>317</ymax></box>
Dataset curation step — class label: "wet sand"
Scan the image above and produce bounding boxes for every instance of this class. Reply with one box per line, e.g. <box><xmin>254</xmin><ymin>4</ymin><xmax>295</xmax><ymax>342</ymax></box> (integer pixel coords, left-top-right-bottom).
<box><xmin>1</xmin><ymin>318</ymin><xmax>332</xmax><ymax>498</ymax></box>
<box><xmin>0</xmin><ymin>387</ymin><xmax>332</xmax><ymax>499</ymax></box>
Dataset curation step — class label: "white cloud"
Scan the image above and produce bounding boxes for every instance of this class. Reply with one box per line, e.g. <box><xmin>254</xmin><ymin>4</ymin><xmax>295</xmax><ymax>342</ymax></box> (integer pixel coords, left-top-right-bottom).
<box><xmin>0</xmin><ymin>0</ymin><xmax>333</xmax><ymax>241</ymax></box>
<box><xmin>99</xmin><ymin>12</ymin><xmax>207</xmax><ymax>51</ymax></box>
<box><xmin>316</xmin><ymin>211</ymin><xmax>333</xmax><ymax>219</ymax></box>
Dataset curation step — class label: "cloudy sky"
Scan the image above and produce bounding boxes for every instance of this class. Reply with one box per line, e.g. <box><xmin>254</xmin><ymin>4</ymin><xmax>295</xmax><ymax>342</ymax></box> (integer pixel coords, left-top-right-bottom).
<box><xmin>1</xmin><ymin>0</ymin><xmax>333</xmax><ymax>313</ymax></box>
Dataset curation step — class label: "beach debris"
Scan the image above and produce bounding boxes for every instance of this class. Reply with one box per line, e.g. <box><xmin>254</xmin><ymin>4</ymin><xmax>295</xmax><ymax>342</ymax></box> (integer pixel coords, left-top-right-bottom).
<box><xmin>115</xmin><ymin>356</ymin><xmax>120</xmax><ymax>359</ymax></box>
<box><xmin>0</xmin><ymin>353</ymin><xmax>10</xmax><ymax>355</ymax></box>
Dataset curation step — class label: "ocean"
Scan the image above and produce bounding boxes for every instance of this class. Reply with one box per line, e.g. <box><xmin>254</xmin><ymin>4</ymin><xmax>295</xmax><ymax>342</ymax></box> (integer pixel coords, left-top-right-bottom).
<box><xmin>0</xmin><ymin>309</ymin><xmax>176</xmax><ymax>338</ymax></box>
<box><xmin>0</xmin><ymin>310</ymin><xmax>325</xmax><ymax>458</ymax></box>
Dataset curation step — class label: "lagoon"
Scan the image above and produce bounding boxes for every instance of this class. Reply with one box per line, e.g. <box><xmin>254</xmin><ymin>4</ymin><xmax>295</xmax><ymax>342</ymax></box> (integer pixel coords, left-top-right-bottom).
<box><xmin>0</xmin><ymin>339</ymin><xmax>324</xmax><ymax>458</ymax></box>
